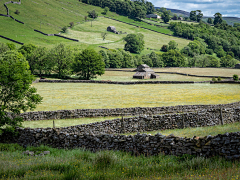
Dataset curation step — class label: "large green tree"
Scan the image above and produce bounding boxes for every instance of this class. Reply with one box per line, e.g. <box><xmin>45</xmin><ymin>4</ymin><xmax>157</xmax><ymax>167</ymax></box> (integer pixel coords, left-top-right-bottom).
<box><xmin>73</xmin><ymin>49</ymin><xmax>105</xmax><ymax>80</ymax></box>
<box><xmin>161</xmin><ymin>50</ymin><xmax>186</xmax><ymax>67</ymax></box>
<box><xmin>123</xmin><ymin>33</ymin><xmax>144</xmax><ymax>54</ymax></box>
<box><xmin>162</xmin><ymin>10</ymin><xmax>170</xmax><ymax>23</ymax></box>
<box><xmin>49</xmin><ymin>44</ymin><xmax>73</xmax><ymax>78</ymax></box>
<box><xmin>196</xmin><ymin>10</ymin><xmax>203</xmax><ymax>22</ymax></box>
<box><xmin>190</xmin><ymin>11</ymin><xmax>197</xmax><ymax>21</ymax></box>
<box><xmin>213</xmin><ymin>12</ymin><xmax>223</xmax><ymax>25</ymax></box>
<box><xmin>0</xmin><ymin>51</ymin><xmax>42</xmax><ymax>134</ymax></box>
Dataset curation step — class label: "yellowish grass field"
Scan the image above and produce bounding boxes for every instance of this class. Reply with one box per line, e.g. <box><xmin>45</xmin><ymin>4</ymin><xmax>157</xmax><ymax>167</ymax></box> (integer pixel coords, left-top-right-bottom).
<box><xmin>31</xmin><ymin>83</ymin><xmax>240</xmax><ymax>112</ymax></box>
<box><xmin>22</xmin><ymin>116</ymin><xmax>123</xmax><ymax>128</ymax></box>
<box><xmin>94</xmin><ymin>71</ymin><xmax>211</xmax><ymax>81</ymax></box>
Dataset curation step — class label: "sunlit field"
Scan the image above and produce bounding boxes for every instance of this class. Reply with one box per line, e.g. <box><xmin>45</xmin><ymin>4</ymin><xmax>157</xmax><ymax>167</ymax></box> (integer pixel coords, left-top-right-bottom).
<box><xmin>22</xmin><ymin>116</ymin><xmax>124</xmax><ymax>128</ymax></box>
<box><xmin>66</xmin><ymin>17</ymin><xmax>191</xmax><ymax>51</ymax></box>
<box><xmin>94</xmin><ymin>71</ymin><xmax>211</xmax><ymax>81</ymax></box>
<box><xmin>31</xmin><ymin>83</ymin><xmax>240</xmax><ymax>112</ymax></box>
<box><xmin>118</xmin><ymin>68</ymin><xmax>240</xmax><ymax>78</ymax></box>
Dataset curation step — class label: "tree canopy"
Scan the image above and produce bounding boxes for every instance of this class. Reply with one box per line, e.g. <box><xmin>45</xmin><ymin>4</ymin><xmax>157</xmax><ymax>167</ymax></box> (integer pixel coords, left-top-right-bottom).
<box><xmin>0</xmin><ymin>51</ymin><xmax>42</xmax><ymax>134</ymax></box>
<box><xmin>72</xmin><ymin>49</ymin><xmax>105</xmax><ymax>80</ymax></box>
<box><xmin>123</xmin><ymin>33</ymin><xmax>144</xmax><ymax>54</ymax></box>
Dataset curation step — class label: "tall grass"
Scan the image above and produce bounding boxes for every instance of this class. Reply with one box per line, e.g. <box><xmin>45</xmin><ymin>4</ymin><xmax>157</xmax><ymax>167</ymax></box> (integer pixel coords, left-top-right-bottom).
<box><xmin>0</xmin><ymin>143</ymin><xmax>239</xmax><ymax>179</ymax></box>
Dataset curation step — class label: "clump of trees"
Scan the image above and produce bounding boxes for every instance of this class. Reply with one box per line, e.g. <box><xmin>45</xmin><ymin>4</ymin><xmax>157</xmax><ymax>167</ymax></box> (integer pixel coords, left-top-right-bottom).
<box><xmin>81</xmin><ymin>0</ymin><xmax>154</xmax><ymax>19</ymax></box>
<box><xmin>169</xmin><ymin>15</ymin><xmax>240</xmax><ymax>60</ymax></box>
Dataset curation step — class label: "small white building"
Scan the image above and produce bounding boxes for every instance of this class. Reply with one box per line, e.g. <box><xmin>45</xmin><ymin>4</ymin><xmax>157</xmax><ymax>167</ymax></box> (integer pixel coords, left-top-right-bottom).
<box><xmin>146</xmin><ymin>14</ymin><xmax>161</xmax><ymax>19</ymax></box>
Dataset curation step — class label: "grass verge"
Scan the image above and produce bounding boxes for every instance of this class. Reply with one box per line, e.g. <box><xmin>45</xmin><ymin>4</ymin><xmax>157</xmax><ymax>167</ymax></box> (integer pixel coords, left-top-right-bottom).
<box><xmin>0</xmin><ymin>143</ymin><xmax>239</xmax><ymax>179</ymax></box>
<box><xmin>22</xmin><ymin>116</ymin><xmax>125</xmax><ymax>128</ymax></box>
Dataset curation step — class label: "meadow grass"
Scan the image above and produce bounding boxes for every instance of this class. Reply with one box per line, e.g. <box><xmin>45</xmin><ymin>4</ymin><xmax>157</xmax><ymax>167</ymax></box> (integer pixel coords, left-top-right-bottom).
<box><xmin>31</xmin><ymin>82</ymin><xmax>240</xmax><ymax>111</ymax></box>
<box><xmin>124</xmin><ymin>122</ymin><xmax>240</xmax><ymax>138</ymax></box>
<box><xmin>94</xmin><ymin>71</ymin><xmax>212</xmax><ymax>81</ymax></box>
<box><xmin>22</xmin><ymin>116</ymin><xmax>125</xmax><ymax>128</ymax></box>
<box><xmin>119</xmin><ymin>67</ymin><xmax>240</xmax><ymax>77</ymax></box>
<box><xmin>0</xmin><ymin>143</ymin><xmax>239</xmax><ymax>179</ymax></box>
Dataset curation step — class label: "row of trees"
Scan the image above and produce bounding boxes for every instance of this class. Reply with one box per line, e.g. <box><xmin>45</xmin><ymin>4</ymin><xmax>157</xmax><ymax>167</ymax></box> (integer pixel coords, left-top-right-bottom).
<box><xmin>169</xmin><ymin>21</ymin><xmax>240</xmax><ymax>59</ymax></box>
<box><xmin>81</xmin><ymin>0</ymin><xmax>154</xmax><ymax>18</ymax></box>
<box><xmin>0</xmin><ymin>43</ymin><xmax>105</xmax><ymax>80</ymax></box>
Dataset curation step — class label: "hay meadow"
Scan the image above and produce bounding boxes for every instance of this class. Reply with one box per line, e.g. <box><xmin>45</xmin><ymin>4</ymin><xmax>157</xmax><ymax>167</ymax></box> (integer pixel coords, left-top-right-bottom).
<box><xmin>31</xmin><ymin>82</ymin><xmax>240</xmax><ymax>112</ymax></box>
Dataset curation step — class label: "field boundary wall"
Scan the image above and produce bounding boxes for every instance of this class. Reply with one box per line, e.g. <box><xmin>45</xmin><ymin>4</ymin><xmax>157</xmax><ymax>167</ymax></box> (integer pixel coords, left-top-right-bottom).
<box><xmin>1</xmin><ymin>108</ymin><xmax>240</xmax><ymax>159</ymax></box>
<box><xmin>8</xmin><ymin>101</ymin><xmax>240</xmax><ymax>121</ymax></box>
<box><xmin>34</xmin><ymin>29</ymin><xmax>79</xmax><ymax>42</ymax></box>
<box><xmin>0</xmin><ymin>35</ymin><xmax>24</xmax><ymax>45</ymax></box>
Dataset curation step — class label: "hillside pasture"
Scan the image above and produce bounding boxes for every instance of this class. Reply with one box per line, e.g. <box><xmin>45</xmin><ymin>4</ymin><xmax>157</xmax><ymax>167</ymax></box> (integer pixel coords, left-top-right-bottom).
<box><xmin>66</xmin><ymin>17</ymin><xmax>191</xmax><ymax>51</ymax></box>
<box><xmin>31</xmin><ymin>83</ymin><xmax>240</xmax><ymax>112</ymax></box>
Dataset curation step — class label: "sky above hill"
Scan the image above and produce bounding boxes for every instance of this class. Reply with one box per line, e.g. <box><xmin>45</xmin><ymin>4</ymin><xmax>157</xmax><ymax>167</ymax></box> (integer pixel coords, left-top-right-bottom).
<box><xmin>149</xmin><ymin>0</ymin><xmax>240</xmax><ymax>17</ymax></box>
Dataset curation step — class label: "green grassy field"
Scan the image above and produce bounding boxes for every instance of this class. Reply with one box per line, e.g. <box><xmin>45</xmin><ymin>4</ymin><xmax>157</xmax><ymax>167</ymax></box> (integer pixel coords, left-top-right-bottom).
<box><xmin>0</xmin><ymin>0</ymin><xmax>191</xmax><ymax>53</ymax></box>
<box><xmin>0</xmin><ymin>143</ymin><xmax>239</xmax><ymax>179</ymax></box>
<box><xmin>125</xmin><ymin>122</ymin><xmax>240</xmax><ymax>138</ymax></box>
<box><xmin>63</xmin><ymin>17</ymin><xmax>190</xmax><ymax>53</ymax></box>
<box><xmin>31</xmin><ymin>82</ymin><xmax>240</xmax><ymax>111</ymax></box>
<box><xmin>94</xmin><ymin>71</ymin><xmax>211</xmax><ymax>81</ymax></box>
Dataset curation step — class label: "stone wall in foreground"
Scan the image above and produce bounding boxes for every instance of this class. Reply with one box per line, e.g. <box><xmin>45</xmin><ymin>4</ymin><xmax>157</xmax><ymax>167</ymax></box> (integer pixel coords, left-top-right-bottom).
<box><xmin>1</xmin><ymin>128</ymin><xmax>240</xmax><ymax>160</ymax></box>
<box><xmin>10</xmin><ymin>101</ymin><xmax>240</xmax><ymax>121</ymax></box>
<box><xmin>1</xmin><ymin>108</ymin><xmax>240</xmax><ymax>159</ymax></box>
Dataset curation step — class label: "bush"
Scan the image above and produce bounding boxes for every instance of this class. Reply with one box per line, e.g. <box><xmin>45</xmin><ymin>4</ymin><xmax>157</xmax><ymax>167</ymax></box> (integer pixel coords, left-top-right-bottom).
<box><xmin>0</xmin><ymin>143</ymin><xmax>24</xmax><ymax>152</ymax></box>
<box><xmin>94</xmin><ymin>151</ymin><xmax>118</xmax><ymax>169</ymax></box>
<box><xmin>212</xmin><ymin>77</ymin><xmax>217</xmax><ymax>81</ymax></box>
<box><xmin>62</xmin><ymin>26</ymin><xmax>68</xmax><ymax>33</ymax></box>
<box><xmin>206</xmin><ymin>49</ymin><xmax>213</xmax><ymax>55</ymax></box>
<box><xmin>217</xmin><ymin>77</ymin><xmax>222</xmax><ymax>81</ymax></box>
<box><xmin>14</xmin><ymin>10</ymin><xmax>20</xmax><ymax>15</ymax></box>
<box><xmin>69</xmin><ymin>22</ymin><xmax>74</xmax><ymax>28</ymax></box>
<box><xmin>233</xmin><ymin>74</ymin><xmax>239</xmax><ymax>81</ymax></box>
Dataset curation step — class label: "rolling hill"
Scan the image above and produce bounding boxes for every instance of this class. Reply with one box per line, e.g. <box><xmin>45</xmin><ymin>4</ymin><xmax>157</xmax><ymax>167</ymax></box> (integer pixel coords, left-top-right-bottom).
<box><xmin>0</xmin><ymin>0</ymin><xmax>191</xmax><ymax>54</ymax></box>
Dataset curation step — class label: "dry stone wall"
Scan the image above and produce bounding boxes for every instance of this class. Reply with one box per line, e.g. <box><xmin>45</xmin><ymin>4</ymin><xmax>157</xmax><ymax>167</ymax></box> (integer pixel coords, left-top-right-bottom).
<box><xmin>1</xmin><ymin>108</ymin><xmax>240</xmax><ymax>159</ymax></box>
<box><xmin>11</xmin><ymin>101</ymin><xmax>240</xmax><ymax>121</ymax></box>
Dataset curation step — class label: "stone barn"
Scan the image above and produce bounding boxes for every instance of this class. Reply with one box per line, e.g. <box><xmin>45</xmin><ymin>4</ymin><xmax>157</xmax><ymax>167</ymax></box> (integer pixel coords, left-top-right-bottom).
<box><xmin>133</xmin><ymin>64</ymin><xmax>159</xmax><ymax>79</ymax></box>
<box><xmin>107</xmin><ymin>26</ymin><xmax>118</xmax><ymax>34</ymax></box>
<box><xmin>146</xmin><ymin>14</ymin><xmax>161</xmax><ymax>19</ymax></box>
<box><xmin>235</xmin><ymin>64</ymin><xmax>240</xmax><ymax>69</ymax></box>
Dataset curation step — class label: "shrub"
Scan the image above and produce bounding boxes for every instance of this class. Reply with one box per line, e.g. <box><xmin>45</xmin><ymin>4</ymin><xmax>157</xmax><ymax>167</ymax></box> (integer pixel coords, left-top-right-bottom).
<box><xmin>212</xmin><ymin>77</ymin><xmax>217</xmax><ymax>81</ymax></box>
<box><xmin>233</xmin><ymin>74</ymin><xmax>239</xmax><ymax>81</ymax></box>
<box><xmin>14</xmin><ymin>10</ymin><xmax>20</xmax><ymax>15</ymax></box>
<box><xmin>206</xmin><ymin>49</ymin><xmax>213</xmax><ymax>55</ymax></box>
<box><xmin>62</xmin><ymin>26</ymin><xmax>68</xmax><ymax>33</ymax></box>
<box><xmin>217</xmin><ymin>77</ymin><xmax>222</xmax><ymax>81</ymax></box>
<box><xmin>0</xmin><ymin>143</ymin><xmax>24</xmax><ymax>152</ymax></box>
<box><xmin>69</xmin><ymin>22</ymin><xmax>74</xmax><ymax>28</ymax></box>
<box><xmin>94</xmin><ymin>151</ymin><xmax>118</xmax><ymax>169</ymax></box>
